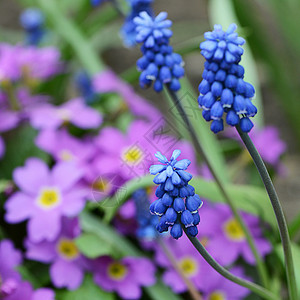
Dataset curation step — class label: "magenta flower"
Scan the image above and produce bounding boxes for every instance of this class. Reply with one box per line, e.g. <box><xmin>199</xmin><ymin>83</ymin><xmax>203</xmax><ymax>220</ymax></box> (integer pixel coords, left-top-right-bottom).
<box><xmin>0</xmin><ymin>240</ymin><xmax>22</xmax><ymax>286</ymax></box>
<box><xmin>93</xmin><ymin>70</ymin><xmax>163</xmax><ymax>123</ymax></box>
<box><xmin>0</xmin><ymin>44</ymin><xmax>20</xmax><ymax>81</ymax></box>
<box><xmin>17</xmin><ymin>46</ymin><xmax>62</xmax><ymax>80</ymax></box>
<box><xmin>92</xmin><ymin>256</ymin><xmax>156</xmax><ymax>299</ymax></box>
<box><xmin>200</xmin><ymin>203</ymin><xmax>272</xmax><ymax>265</ymax></box>
<box><xmin>35</xmin><ymin>129</ymin><xmax>96</xmax><ymax>165</ymax></box>
<box><xmin>153</xmin><ymin>234</ymin><xmax>209</xmax><ymax>293</ymax></box>
<box><xmin>29</xmin><ymin>98</ymin><xmax>102</xmax><ymax>130</ymax></box>
<box><xmin>26</xmin><ymin>218</ymin><xmax>88</xmax><ymax>290</ymax></box>
<box><xmin>5</xmin><ymin>282</ymin><xmax>55</xmax><ymax>300</ymax></box>
<box><xmin>95</xmin><ymin>120</ymin><xmax>187</xmax><ymax>180</ymax></box>
<box><xmin>225</xmin><ymin>126</ymin><xmax>286</xmax><ymax>170</ymax></box>
<box><xmin>0</xmin><ymin>239</ymin><xmax>54</xmax><ymax>300</ymax></box>
<box><xmin>5</xmin><ymin>158</ymin><xmax>86</xmax><ymax>242</ymax></box>
<box><xmin>201</xmin><ymin>266</ymin><xmax>250</xmax><ymax>300</ymax></box>
<box><xmin>0</xmin><ymin>44</ymin><xmax>61</xmax><ymax>82</ymax></box>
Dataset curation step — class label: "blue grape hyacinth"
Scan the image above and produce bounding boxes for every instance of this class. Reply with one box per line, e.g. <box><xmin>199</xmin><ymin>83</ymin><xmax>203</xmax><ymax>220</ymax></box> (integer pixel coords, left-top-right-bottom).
<box><xmin>198</xmin><ymin>24</ymin><xmax>257</xmax><ymax>133</ymax></box>
<box><xmin>20</xmin><ymin>8</ymin><xmax>45</xmax><ymax>45</ymax></box>
<box><xmin>149</xmin><ymin>150</ymin><xmax>203</xmax><ymax>239</ymax></box>
<box><xmin>121</xmin><ymin>0</ymin><xmax>154</xmax><ymax>47</ymax></box>
<box><xmin>134</xmin><ymin>12</ymin><xmax>185</xmax><ymax>92</ymax></box>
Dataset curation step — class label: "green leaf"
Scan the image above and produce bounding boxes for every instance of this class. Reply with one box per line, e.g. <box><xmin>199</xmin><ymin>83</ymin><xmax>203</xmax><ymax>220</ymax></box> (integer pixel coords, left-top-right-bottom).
<box><xmin>58</xmin><ymin>274</ymin><xmax>115</xmax><ymax>300</ymax></box>
<box><xmin>80</xmin><ymin>211</ymin><xmax>139</xmax><ymax>256</ymax></box>
<box><xmin>75</xmin><ymin>232</ymin><xmax>117</xmax><ymax>259</ymax></box>
<box><xmin>0</xmin><ymin>125</ymin><xmax>49</xmax><ymax>179</ymax></box>
<box><xmin>191</xmin><ymin>176</ymin><xmax>277</xmax><ymax>228</ymax></box>
<box><xmin>0</xmin><ymin>180</ymin><xmax>11</xmax><ymax>193</ymax></box>
<box><xmin>146</xmin><ymin>281</ymin><xmax>182</xmax><ymax>300</ymax></box>
<box><xmin>275</xmin><ymin>243</ymin><xmax>300</xmax><ymax>296</ymax></box>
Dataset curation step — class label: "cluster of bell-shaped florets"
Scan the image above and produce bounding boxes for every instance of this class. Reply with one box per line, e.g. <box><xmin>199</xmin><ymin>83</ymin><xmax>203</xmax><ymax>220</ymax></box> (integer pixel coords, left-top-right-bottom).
<box><xmin>198</xmin><ymin>24</ymin><xmax>257</xmax><ymax>133</ymax></box>
<box><xmin>134</xmin><ymin>11</ymin><xmax>185</xmax><ymax>92</ymax></box>
<box><xmin>149</xmin><ymin>150</ymin><xmax>203</xmax><ymax>239</ymax></box>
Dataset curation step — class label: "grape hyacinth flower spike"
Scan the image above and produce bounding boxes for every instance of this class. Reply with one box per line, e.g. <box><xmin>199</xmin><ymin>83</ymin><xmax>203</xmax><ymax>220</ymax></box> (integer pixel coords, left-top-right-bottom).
<box><xmin>149</xmin><ymin>150</ymin><xmax>203</xmax><ymax>239</ymax></box>
<box><xmin>198</xmin><ymin>24</ymin><xmax>257</xmax><ymax>133</ymax></box>
<box><xmin>134</xmin><ymin>11</ymin><xmax>185</xmax><ymax>92</ymax></box>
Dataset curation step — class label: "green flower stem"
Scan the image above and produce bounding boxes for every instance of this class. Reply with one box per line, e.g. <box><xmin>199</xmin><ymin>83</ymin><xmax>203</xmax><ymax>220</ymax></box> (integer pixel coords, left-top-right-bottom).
<box><xmin>289</xmin><ymin>212</ymin><xmax>300</xmax><ymax>239</ymax></box>
<box><xmin>236</xmin><ymin>125</ymin><xmax>298</xmax><ymax>300</ymax></box>
<box><xmin>184</xmin><ymin>229</ymin><xmax>279</xmax><ymax>300</ymax></box>
<box><xmin>166</xmin><ymin>86</ymin><xmax>270</xmax><ymax>288</ymax></box>
<box><xmin>35</xmin><ymin>0</ymin><xmax>105</xmax><ymax>75</ymax></box>
<box><xmin>158</xmin><ymin>238</ymin><xmax>202</xmax><ymax>300</ymax></box>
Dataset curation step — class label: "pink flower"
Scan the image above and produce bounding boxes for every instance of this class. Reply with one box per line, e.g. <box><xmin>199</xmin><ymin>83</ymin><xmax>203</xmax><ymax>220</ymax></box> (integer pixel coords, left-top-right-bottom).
<box><xmin>5</xmin><ymin>158</ymin><xmax>86</xmax><ymax>242</ymax></box>
<box><xmin>93</xmin><ymin>70</ymin><xmax>163</xmax><ymax>123</ymax></box>
<box><xmin>29</xmin><ymin>98</ymin><xmax>102</xmax><ymax>130</ymax></box>
<box><xmin>92</xmin><ymin>256</ymin><xmax>156</xmax><ymax>299</ymax></box>
<box><xmin>199</xmin><ymin>203</ymin><xmax>272</xmax><ymax>265</ymax></box>
<box><xmin>153</xmin><ymin>234</ymin><xmax>209</xmax><ymax>293</ymax></box>
<box><xmin>26</xmin><ymin>218</ymin><xmax>88</xmax><ymax>290</ymax></box>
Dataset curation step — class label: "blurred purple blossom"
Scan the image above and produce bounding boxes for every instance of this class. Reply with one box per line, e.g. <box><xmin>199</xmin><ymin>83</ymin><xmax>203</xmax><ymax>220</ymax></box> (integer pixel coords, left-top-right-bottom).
<box><xmin>0</xmin><ymin>44</ymin><xmax>62</xmax><ymax>82</ymax></box>
<box><xmin>0</xmin><ymin>240</ymin><xmax>54</xmax><ymax>300</ymax></box>
<box><xmin>92</xmin><ymin>256</ymin><xmax>156</xmax><ymax>299</ymax></box>
<box><xmin>200</xmin><ymin>203</ymin><xmax>272</xmax><ymax>265</ymax></box>
<box><xmin>201</xmin><ymin>266</ymin><xmax>250</xmax><ymax>300</ymax></box>
<box><xmin>29</xmin><ymin>98</ymin><xmax>102</xmax><ymax>130</ymax></box>
<box><xmin>93</xmin><ymin>70</ymin><xmax>163</xmax><ymax>123</ymax></box>
<box><xmin>153</xmin><ymin>234</ymin><xmax>209</xmax><ymax>293</ymax></box>
<box><xmin>5</xmin><ymin>158</ymin><xmax>86</xmax><ymax>242</ymax></box>
<box><xmin>26</xmin><ymin>218</ymin><xmax>88</xmax><ymax>290</ymax></box>
<box><xmin>35</xmin><ymin>129</ymin><xmax>96</xmax><ymax>165</ymax></box>
<box><xmin>225</xmin><ymin>126</ymin><xmax>287</xmax><ymax>171</ymax></box>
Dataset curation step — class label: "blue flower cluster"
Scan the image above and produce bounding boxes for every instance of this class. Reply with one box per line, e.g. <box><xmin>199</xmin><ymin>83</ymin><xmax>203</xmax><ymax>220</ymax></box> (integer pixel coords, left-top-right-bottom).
<box><xmin>149</xmin><ymin>150</ymin><xmax>202</xmax><ymax>239</ymax></box>
<box><xmin>132</xmin><ymin>188</ymin><xmax>158</xmax><ymax>239</ymax></box>
<box><xmin>91</xmin><ymin>0</ymin><xmax>105</xmax><ymax>6</ymax></box>
<box><xmin>134</xmin><ymin>12</ymin><xmax>185</xmax><ymax>92</ymax></box>
<box><xmin>198</xmin><ymin>24</ymin><xmax>257</xmax><ymax>133</ymax></box>
<box><xmin>75</xmin><ymin>71</ymin><xmax>96</xmax><ymax>105</ymax></box>
<box><xmin>20</xmin><ymin>8</ymin><xmax>45</xmax><ymax>45</ymax></box>
<box><xmin>121</xmin><ymin>0</ymin><xmax>154</xmax><ymax>47</ymax></box>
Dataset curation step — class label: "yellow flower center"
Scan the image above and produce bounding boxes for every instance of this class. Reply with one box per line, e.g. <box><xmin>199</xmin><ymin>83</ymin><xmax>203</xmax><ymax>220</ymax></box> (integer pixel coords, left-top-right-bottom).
<box><xmin>108</xmin><ymin>262</ymin><xmax>128</xmax><ymax>280</ymax></box>
<box><xmin>57</xmin><ymin>108</ymin><xmax>71</xmax><ymax>122</ymax></box>
<box><xmin>59</xmin><ymin>150</ymin><xmax>74</xmax><ymax>161</ymax></box>
<box><xmin>179</xmin><ymin>257</ymin><xmax>198</xmax><ymax>278</ymax></box>
<box><xmin>57</xmin><ymin>238</ymin><xmax>80</xmax><ymax>260</ymax></box>
<box><xmin>122</xmin><ymin>146</ymin><xmax>143</xmax><ymax>165</ymax></box>
<box><xmin>36</xmin><ymin>188</ymin><xmax>61</xmax><ymax>210</ymax></box>
<box><xmin>93</xmin><ymin>178</ymin><xmax>111</xmax><ymax>193</ymax></box>
<box><xmin>223</xmin><ymin>218</ymin><xmax>245</xmax><ymax>241</ymax></box>
<box><xmin>209</xmin><ymin>291</ymin><xmax>226</xmax><ymax>300</ymax></box>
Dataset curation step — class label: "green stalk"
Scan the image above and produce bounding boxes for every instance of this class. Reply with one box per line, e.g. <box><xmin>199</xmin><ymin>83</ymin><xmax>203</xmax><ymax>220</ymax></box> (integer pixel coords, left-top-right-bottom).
<box><xmin>236</xmin><ymin>125</ymin><xmax>298</xmax><ymax>300</ymax></box>
<box><xmin>184</xmin><ymin>230</ymin><xmax>279</xmax><ymax>300</ymax></box>
<box><xmin>289</xmin><ymin>212</ymin><xmax>300</xmax><ymax>240</ymax></box>
<box><xmin>35</xmin><ymin>0</ymin><xmax>105</xmax><ymax>75</ymax></box>
<box><xmin>166</xmin><ymin>86</ymin><xmax>270</xmax><ymax>288</ymax></box>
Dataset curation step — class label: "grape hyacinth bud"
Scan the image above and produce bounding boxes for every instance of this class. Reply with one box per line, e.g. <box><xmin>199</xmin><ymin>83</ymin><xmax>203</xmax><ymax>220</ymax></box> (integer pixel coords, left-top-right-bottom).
<box><xmin>198</xmin><ymin>24</ymin><xmax>257</xmax><ymax>133</ymax></box>
<box><xmin>121</xmin><ymin>0</ymin><xmax>154</xmax><ymax>47</ymax></box>
<box><xmin>20</xmin><ymin>8</ymin><xmax>45</xmax><ymax>45</ymax></box>
<box><xmin>134</xmin><ymin>12</ymin><xmax>185</xmax><ymax>92</ymax></box>
<box><xmin>149</xmin><ymin>150</ymin><xmax>203</xmax><ymax>239</ymax></box>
